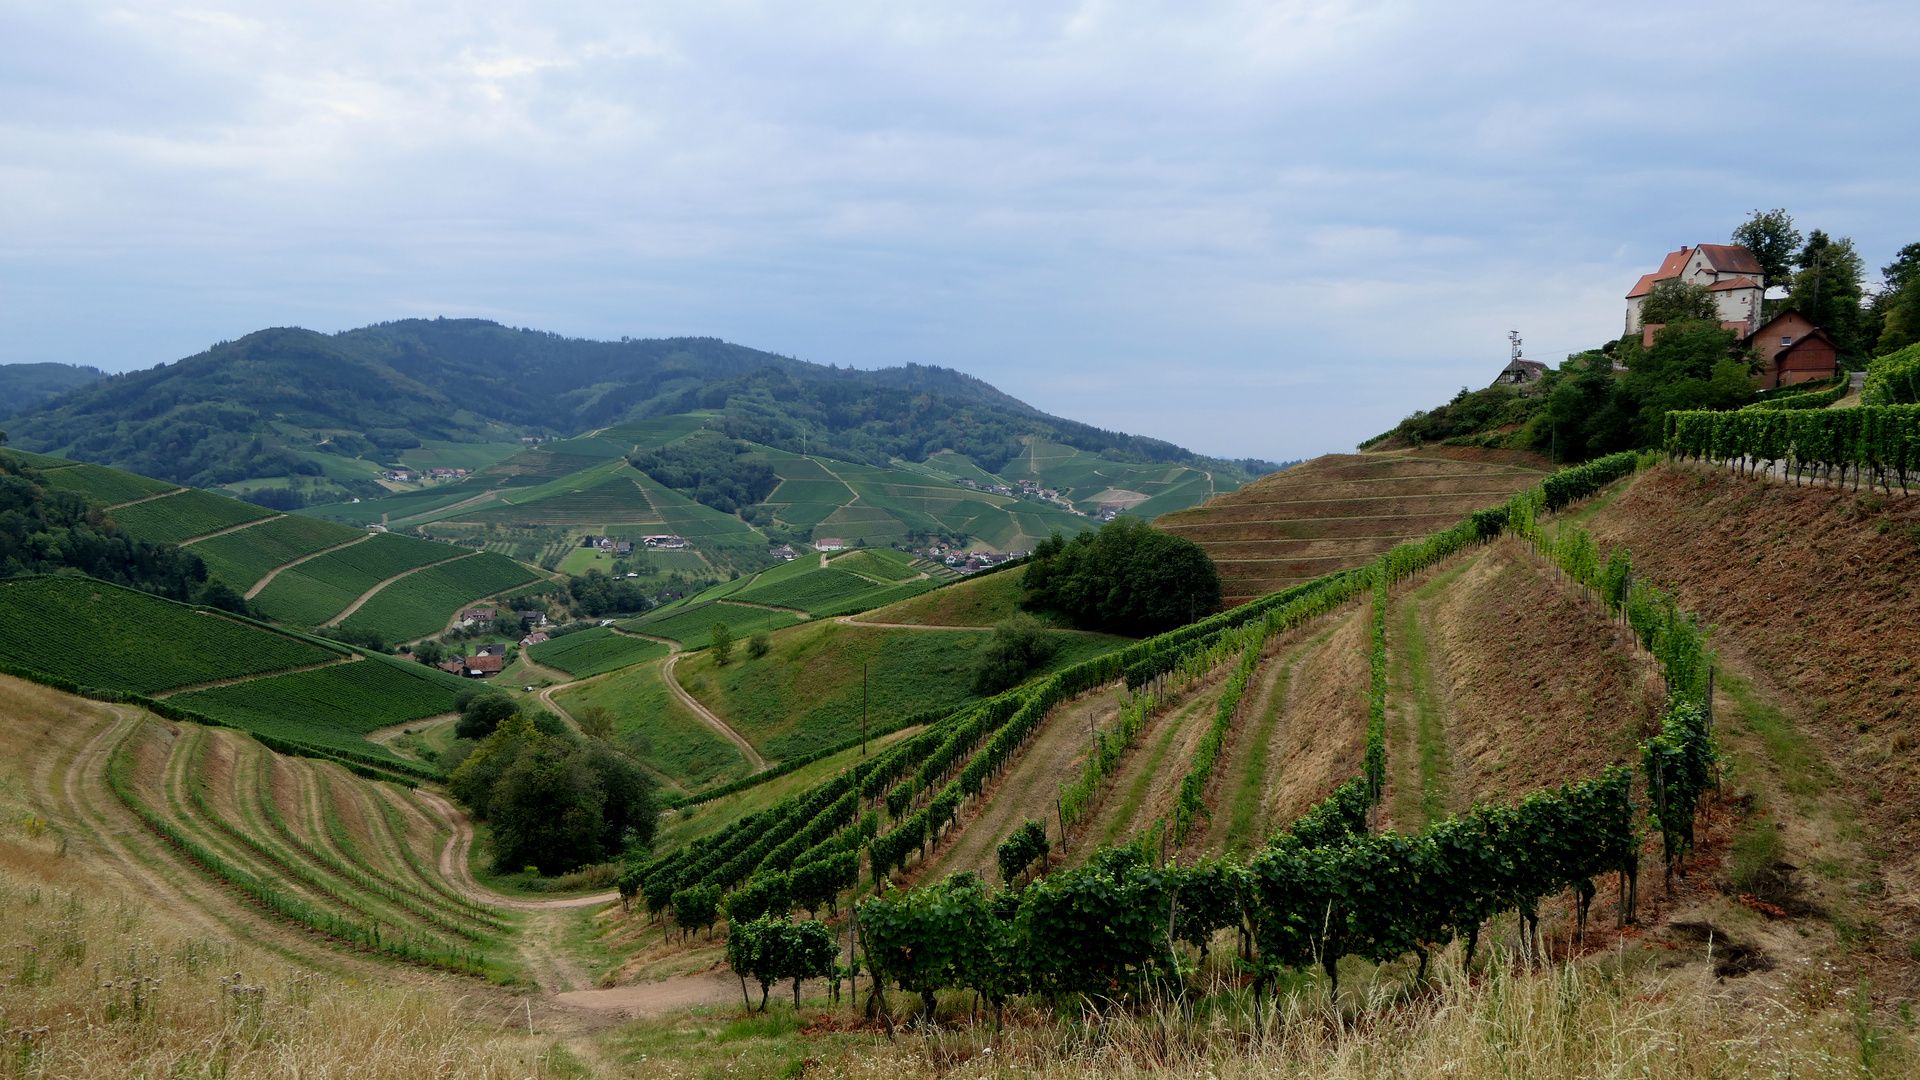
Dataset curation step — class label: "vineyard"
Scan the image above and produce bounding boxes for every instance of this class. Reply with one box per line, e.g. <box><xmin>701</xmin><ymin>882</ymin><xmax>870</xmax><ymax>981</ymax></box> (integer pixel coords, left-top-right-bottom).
<box><xmin>108</xmin><ymin>487</ymin><xmax>276</xmax><ymax>544</ymax></box>
<box><xmin>249</xmin><ymin>533</ymin><xmax>465</xmax><ymax>624</ymax></box>
<box><xmin>188</xmin><ymin>513</ymin><xmax>368</xmax><ymax>591</ymax></box>
<box><xmin>169</xmin><ymin>655</ymin><xmax>470</xmax><ymax>763</ymax></box>
<box><xmin>336</xmin><ymin>551</ymin><xmax>542</xmax><ymax>642</ymax></box>
<box><xmin>0</xmin><ymin>576</ymin><xmax>341</xmax><ymax>695</ymax></box>
<box><xmin>1665</xmin><ymin>404</ymin><xmax>1920</xmax><ymax>492</ymax></box>
<box><xmin>105</xmin><ymin>716</ymin><xmax>514</xmax><ymax>978</ymax></box>
<box><xmin>39</xmin><ymin>461</ymin><xmax>179</xmax><ymax>505</ymax></box>
<box><xmin>526</xmin><ymin>627</ymin><xmax>670</xmax><ymax>678</ymax></box>
<box><xmin>610</xmin><ymin>449</ymin><xmax>1736</xmax><ymax>1015</ymax></box>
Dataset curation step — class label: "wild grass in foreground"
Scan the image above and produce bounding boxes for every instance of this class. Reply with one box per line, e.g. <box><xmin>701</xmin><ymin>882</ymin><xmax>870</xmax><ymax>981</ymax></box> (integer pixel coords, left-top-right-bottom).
<box><xmin>607</xmin><ymin>948</ymin><xmax>1915</xmax><ymax>1080</ymax></box>
<box><xmin>0</xmin><ymin>857</ymin><xmax>571</xmax><ymax>1079</ymax></box>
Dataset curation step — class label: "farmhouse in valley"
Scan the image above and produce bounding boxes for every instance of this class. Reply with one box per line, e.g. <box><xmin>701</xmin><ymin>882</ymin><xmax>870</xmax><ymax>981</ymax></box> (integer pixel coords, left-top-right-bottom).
<box><xmin>815</xmin><ymin>537</ymin><xmax>847</xmax><ymax>551</ymax></box>
<box><xmin>1624</xmin><ymin>243</ymin><xmax>1766</xmax><ymax>337</ymax></box>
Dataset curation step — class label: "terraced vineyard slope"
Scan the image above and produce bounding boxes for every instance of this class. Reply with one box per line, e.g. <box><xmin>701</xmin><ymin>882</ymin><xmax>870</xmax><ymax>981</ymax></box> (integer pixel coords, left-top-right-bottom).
<box><xmin>1155</xmin><ymin>447</ymin><xmax>1549</xmax><ymax>606</ymax></box>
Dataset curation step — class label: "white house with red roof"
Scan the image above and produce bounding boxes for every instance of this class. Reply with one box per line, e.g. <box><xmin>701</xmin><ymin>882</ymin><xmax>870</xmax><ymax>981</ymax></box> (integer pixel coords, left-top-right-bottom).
<box><xmin>1624</xmin><ymin>244</ymin><xmax>1766</xmax><ymax>337</ymax></box>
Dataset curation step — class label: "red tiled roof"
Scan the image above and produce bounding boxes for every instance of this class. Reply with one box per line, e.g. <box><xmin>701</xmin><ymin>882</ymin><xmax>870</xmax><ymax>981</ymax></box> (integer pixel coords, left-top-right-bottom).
<box><xmin>1694</xmin><ymin>244</ymin><xmax>1763</xmax><ymax>275</ymax></box>
<box><xmin>466</xmin><ymin>655</ymin><xmax>505</xmax><ymax>674</ymax></box>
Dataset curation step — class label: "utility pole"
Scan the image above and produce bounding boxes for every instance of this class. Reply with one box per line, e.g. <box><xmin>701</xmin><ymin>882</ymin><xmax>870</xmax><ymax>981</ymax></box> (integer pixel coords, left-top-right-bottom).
<box><xmin>861</xmin><ymin>661</ymin><xmax>869</xmax><ymax>756</ymax></box>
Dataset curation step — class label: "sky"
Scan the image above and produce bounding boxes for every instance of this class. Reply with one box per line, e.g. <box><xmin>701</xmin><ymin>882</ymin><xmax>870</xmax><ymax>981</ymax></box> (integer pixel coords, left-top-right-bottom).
<box><xmin>3</xmin><ymin>1</ymin><xmax>1918</xmax><ymax>462</ymax></box>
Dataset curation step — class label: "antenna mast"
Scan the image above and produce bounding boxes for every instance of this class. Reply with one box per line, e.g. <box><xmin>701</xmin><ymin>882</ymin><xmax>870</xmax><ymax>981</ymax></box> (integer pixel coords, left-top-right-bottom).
<box><xmin>1508</xmin><ymin>330</ymin><xmax>1524</xmax><ymax>364</ymax></box>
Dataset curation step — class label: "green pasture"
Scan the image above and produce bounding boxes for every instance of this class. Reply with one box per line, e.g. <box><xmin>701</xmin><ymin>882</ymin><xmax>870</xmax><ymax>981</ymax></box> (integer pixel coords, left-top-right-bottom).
<box><xmin>554</xmin><ymin>659</ymin><xmax>747</xmax><ymax>791</ymax></box>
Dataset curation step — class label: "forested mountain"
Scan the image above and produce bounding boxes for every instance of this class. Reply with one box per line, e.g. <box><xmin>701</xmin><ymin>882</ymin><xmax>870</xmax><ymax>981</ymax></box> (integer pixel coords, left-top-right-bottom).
<box><xmin>0</xmin><ymin>362</ymin><xmax>106</xmax><ymax>416</ymax></box>
<box><xmin>2</xmin><ymin>319</ymin><xmax>1257</xmax><ymax>488</ymax></box>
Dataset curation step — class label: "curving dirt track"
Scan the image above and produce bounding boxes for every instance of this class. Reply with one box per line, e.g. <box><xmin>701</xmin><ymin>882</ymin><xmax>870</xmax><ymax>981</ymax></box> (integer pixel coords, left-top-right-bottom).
<box><xmin>661</xmin><ymin>651</ymin><xmax>768</xmax><ymax>772</ymax></box>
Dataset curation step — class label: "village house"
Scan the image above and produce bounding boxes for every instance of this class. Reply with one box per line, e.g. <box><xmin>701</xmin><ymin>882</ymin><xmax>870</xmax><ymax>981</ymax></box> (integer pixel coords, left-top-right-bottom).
<box><xmin>1624</xmin><ymin>244</ymin><xmax>1766</xmax><ymax>337</ymax></box>
<box><xmin>1746</xmin><ymin>311</ymin><xmax>1841</xmax><ymax>389</ymax></box>
<box><xmin>815</xmin><ymin>537</ymin><xmax>847</xmax><ymax>551</ymax></box>
<box><xmin>458</xmin><ymin>607</ymin><xmax>497</xmax><ymax>626</ymax></box>
<box><xmin>642</xmin><ymin>535</ymin><xmax>686</xmax><ymax>549</ymax></box>
<box><xmin>520</xmin><ymin>632</ymin><xmax>549</xmax><ymax>647</ymax></box>
<box><xmin>464</xmin><ymin>654</ymin><xmax>505</xmax><ymax>677</ymax></box>
<box><xmin>769</xmin><ymin>544</ymin><xmax>797</xmax><ymax>561</ymax></box>
<box><xmin>614</xmin><ymin>540</ymin><xmax>634</xmax><ymax>555</ymax></box>
<box><xmin>475</xmin><ymin>642</ymin><xmax>506</xmax><ymax>657</ymax></box>
<box><xmin>516</xmin><ymin>610</ymin><xmax>548</xmax><ymax>627</ymax></box>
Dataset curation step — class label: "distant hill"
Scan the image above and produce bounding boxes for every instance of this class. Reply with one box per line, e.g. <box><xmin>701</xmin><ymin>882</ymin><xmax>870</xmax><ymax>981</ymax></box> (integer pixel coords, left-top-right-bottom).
<box><xmin>0</xmin><ymin>362</ymin><xmax>106</xmax><ymax>416</ymax></box>
<box><xmin>1</xmin><ymin>319</ymin><xmax>1261</xmax><ymax>497</ymax></box>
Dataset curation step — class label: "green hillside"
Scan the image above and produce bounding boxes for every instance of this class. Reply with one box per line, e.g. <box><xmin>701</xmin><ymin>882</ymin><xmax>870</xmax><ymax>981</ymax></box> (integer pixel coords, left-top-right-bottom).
<box><xmin>0</xmin><ymin>576</ymin><xmax>342</xmax><ymax>694</ymax></box>
<box><xmin>186</xmin><ymin>514</ymin><xmax>367</xmax><ymax>592</ymax></box>
<box><xmin>109</xmin><ymin>488</ymin><xmax>276</xmax><ymax>544</ymax></box>
<box><xmin>169</xmin><ymin>654</ymin><xmax>466</xmax><ymax>762</ymax></box>
<box><xmin>336</xmin><ymin>552</ymin><xmax>543</xmax><ymax>643</ymax></box>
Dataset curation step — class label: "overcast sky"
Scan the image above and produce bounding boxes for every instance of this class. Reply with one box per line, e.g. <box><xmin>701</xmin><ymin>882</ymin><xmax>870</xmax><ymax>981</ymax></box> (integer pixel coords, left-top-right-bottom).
<box><xmin>3</xmin><ymin>1</ymin><xmax>1917</xmax><ymax>461</ymax></box>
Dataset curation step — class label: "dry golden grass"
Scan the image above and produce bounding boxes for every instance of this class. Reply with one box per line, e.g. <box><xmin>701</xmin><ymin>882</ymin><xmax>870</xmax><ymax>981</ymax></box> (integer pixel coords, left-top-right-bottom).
<box><xmin>801</xmin><ymin>952</ymin><xmax>1910</xmax><ymax>1080</ymax></box>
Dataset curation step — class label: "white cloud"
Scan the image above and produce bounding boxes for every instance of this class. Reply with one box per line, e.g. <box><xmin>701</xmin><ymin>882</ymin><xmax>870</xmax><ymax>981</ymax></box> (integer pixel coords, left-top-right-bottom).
<box><xmin>1</xmin><ymin>0</ymin><xmax>1917</xmax><ymax>458</ymax></box>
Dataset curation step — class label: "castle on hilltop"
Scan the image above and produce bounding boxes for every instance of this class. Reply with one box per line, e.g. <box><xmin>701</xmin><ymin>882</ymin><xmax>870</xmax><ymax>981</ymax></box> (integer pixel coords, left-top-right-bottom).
<box><xmin>1623</xmin><ymin>244</ymin><xmax>1765</xmax><ymax>338</ymax></box>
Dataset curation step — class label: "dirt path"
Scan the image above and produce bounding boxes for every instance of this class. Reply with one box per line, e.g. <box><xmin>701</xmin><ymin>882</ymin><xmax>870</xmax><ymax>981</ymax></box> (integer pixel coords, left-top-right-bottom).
<box><xmin>921</xmin><ymin>687</ymin><xmax>1114</xmax><ymax>882</ymax></box>
<box><xmin>555</xmin><ymin>971</ymin><xmax>745</xmax><ymax>1017</ymax></box>
<box><xmin>174</xmin><ymin>511</ymin><xmax>284</xmax><ymax>547</ymax></box>
<box><xmin>835</xmin><ymin>615</ymin><xmax>993</xmax><ymax>631</ymax></box>
<box><xmin>1073</xmin><ymin>683</ymin><xmax>1217</xmax><ymax>858</ymax></box>
<box><xmin>715</xmin><ymin>598</ymin><xmax>811</xmax><ymax>619</ymax></box>
<box><xmin>152</xmin><ymin>654</ymin><xmax>360</xmax><ymax>698</ymax></box>
<box><xmin>242</xmin><ymin>532</ymin><xmax>374</xmax><ymax>599</ymax></box>
<box><xmin>104</xmin><ymin>485</ymin><xmax>186</xmax><ymax>510</ymax></box>
<box><xmin>662</xmin><ymin>651</ymin><xmax>768</xmax><ymax>772</ymax></box>
<box><xmin>323</xmin><ymin>551</ymin><xmax>474</xmax><ymax>627</ymax></box>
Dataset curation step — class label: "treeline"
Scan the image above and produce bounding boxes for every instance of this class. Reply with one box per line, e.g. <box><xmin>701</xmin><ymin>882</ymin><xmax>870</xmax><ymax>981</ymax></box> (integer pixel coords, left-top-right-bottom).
<box><xmin>628</xmin><ymin>437</ymin><xmax>779</xmax><ymax>514</ymax></box>
<box><xmin>1020</xmin><ymin>517</ymin><xmax>1223</xmax><ymax>635</ymax></box>
<box><xmin>448</xmin><ymin>708</ymin><xmax>656</xmax><ymax>875</ymax></box>
<box><xmin>673</xmin><ymin>367</ymin><xmax>1246</xmax><ymax>477</ymax></box>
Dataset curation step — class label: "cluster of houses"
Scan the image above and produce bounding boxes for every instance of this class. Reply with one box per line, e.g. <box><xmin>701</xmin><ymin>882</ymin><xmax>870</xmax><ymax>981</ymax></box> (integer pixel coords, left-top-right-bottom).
<box><xmin>905</xmin><ymin>547</ymin><xmax>1029</xmax><ymax>573</ymax></box>
<box><xmin>951</xmin><ymin>476</ymin><xmax>1079</xmax><ymax>512</ymax></box>
<box><xmin>457</xmin><ymin>606</ymin><xmax>549</xmax><ymax>629</ymax></box>
<box><xmin>1494</xmin><ymin>241</ymin><xmax>1841</xmax><ymax>392</ymax></box>
<box><xmin>582</xmin><ymin>536</ymin><xmax>635</xmax><ymax>556</ymax></box>
<box><xmin>380</xmin><ymin>467</ymin><xmax>470</xmax><ymax>483</ymax></box>
<box><xmin>438</xmin><ymin>641</ymin><xmax>506</xmax><ymax>678</ymax></box>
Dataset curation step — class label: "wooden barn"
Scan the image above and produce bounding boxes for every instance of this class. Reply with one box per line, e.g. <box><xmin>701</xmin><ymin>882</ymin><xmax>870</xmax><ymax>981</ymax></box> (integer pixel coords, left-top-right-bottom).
<box><xmin>1746</xmin><ymin>311</ymin><xmax>1840</xmax><ymax>389</ymax></box>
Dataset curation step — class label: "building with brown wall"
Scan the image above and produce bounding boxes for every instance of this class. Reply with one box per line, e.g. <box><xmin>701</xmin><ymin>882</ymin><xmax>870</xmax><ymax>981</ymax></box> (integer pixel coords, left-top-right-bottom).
<box><xmin>1745</xmin><ymin>312</ymin><xmax>1840</xmax><ymax>389</ymax></box>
